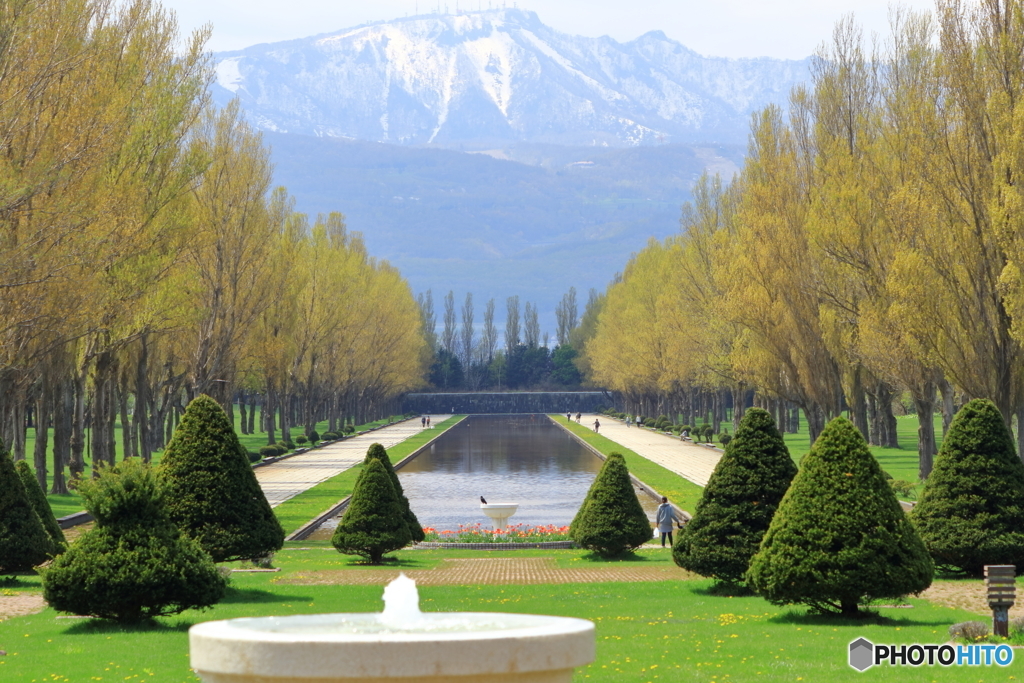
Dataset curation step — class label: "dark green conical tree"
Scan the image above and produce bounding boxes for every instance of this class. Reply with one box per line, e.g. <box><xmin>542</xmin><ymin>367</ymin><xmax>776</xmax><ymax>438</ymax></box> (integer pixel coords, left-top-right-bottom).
<box><xmin>912</xmin><ymin>399</ymin><xmax>1024</xmax><ymax>575</ymax></box>
<box><xmin>0</xmin><ymin>441</ymin><xmax>52</xmax><ymax>572</ymax></box>
<box><xmin>42</xmin><ymin>459</ymin><xmax>226</xmax><ymax>622</ymax></box>
<box><xmin>364</xmin><ymin>442</ymin><xmax>424</xmax><ymax>543</ymax></box>
<box><xmin>673</xmin><ymin>408</ymin><xmax>796</xmax><ymax>584</ymax></box>
<box><xmin>332</xmin><ymin>458</ymin><xmax>413</xmax><ymax>564</ymax></box>
<box><xmin>746</xmin><ymin>417</ymin><xmax>933</xmax><ymax>616</ymax></box>
<box><xmin>569</xmin><ymin>452</ymin><xmax>651</xmax><ymax>557</ymax></box>
<box><xmin>160</xmin><ymin>395</ymin><xmax>284</xmax><ymax>562</ymax></box>
<box><xmin>15</xmin><ymin>460</ymin><xmax>65</xmax><ymax>555</ymax></box>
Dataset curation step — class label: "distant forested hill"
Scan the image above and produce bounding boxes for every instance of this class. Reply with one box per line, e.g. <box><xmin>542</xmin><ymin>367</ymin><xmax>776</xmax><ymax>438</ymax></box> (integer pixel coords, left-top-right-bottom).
<box><xmin>266</xmin><ymin>132</ymin><xmax>743</xmax><ymax>326</ymax></box>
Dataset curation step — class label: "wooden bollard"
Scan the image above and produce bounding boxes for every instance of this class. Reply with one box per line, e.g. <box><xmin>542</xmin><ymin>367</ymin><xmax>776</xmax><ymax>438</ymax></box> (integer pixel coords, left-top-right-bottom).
<box><xmin>985</xmin><ymin>564</ymin><xmax>1016</xmax><ymax>638</ymax></box>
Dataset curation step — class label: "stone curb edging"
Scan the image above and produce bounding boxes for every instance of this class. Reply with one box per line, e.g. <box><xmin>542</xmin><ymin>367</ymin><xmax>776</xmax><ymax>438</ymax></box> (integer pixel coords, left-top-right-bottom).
<box><xmin>413</xmin><ymin>541</ymin><xmax>577</xmax><ymax>550</ymax></box>
<box><xmin>549</xmin><ymin>415</ymin><xmax>692</xmax><ymax>523</ymax></box>
<box><xmin>57</xmin><ymin>511</ymin><xmax>94</xmax><ymax>530</ymax></box>
<box><xmin>285</xmin><ymin>416</ymin><xmax>467</xmax><ymax>541</ymax></box>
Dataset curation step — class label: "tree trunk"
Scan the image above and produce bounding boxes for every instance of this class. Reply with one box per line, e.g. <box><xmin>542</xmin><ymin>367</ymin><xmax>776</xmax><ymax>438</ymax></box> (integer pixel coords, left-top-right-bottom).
<box><xmin>875</xmin><ymin>383</ymin><xmax>899</xmax><ymax>448</ymax></box>
<box><xmin>33</xmin><ymin>383</ymin><xmax>50</xmax><ymax>490</ymax></box>
<box><xmin>938</xmin><ymin>377</ymin><xmax>955</xmax><ymax>437</ymax></box>
<box><xmin>914</xmin><ymin>383</ymin><xmax>937</xmax><ymax>480</ymax></box>
<box><xmin>69</xmin><ymin>370</ymin><xmax>86</xmax><ymax>480</ymax></box>
<box><xmin>1017</xmin><ymin>405</ymin><xmax>1024</xmax><ymax>463</ymax></box>
<box><xmin>118</xmin><ymin>376</ymin><xmax>133</xmax><ymax>460</ymax></box>
<box><xmin>247</xmin><ymin>393</ymin><xmax>256</xmax><ymax>434</ymax></box>
<box><xmin>849</xmin><ymin>366</ymin><xmax>869</xmax><ymax>441</ymax></box>
<box><xmin>265</xmin><ymin>386</ymin><xmax>277</xmax><ymax>444</ymax></box>
<box><xmin>51</xmin><ymin>377</ymin><xmax>71</xmax><ymax>494</ymax></box>
<box><xmin>239</xmin><ymin>392</ymin><xmax>248</xmax><ymax>435</ymax></box>
<box><xmin>840</xmin><ymin>599</ymin><xmax>859</xmax><ymax>617</ymax></box>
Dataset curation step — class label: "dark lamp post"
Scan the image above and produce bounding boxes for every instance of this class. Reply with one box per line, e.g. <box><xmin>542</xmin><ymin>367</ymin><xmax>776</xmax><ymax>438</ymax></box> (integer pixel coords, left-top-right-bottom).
<box><xmin>985</xmin><ymin>564</ymin><xmax>1016</xmax><ymax>638</ymax></box>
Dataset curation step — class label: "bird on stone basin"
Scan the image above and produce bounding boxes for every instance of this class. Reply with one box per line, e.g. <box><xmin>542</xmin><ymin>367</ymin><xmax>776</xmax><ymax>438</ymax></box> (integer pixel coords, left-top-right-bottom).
<box><xmin>480</xmin><ymin>496</ymin><xmax>487</xmax><ymax>504</ymax></box>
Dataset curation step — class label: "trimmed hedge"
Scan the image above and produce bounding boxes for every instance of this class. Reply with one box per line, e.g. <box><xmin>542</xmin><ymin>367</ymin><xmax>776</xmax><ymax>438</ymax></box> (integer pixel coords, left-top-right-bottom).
<box><xmin>912</xmin><ymin>399</ymin><xmax>1024</xmax><ymax>575</ymax></box>
<box><xmin>747</xmin><ymin>417</ymin><xmax>933</xmax><ymax>616</ymax></box>
<box><xmin>364</xmin><ymin>443</ymin><xmax>424</xmax><ymax>543</ymax></box>
<box><xmin>569</xmin><ymin>452</ymin><xmax>651</xmax><ymax>557</ymax></box>
<box><xmin>42</xmin><ymin>460</ymin><xmax>226</xmax><ymax>622</ymax></box>
<box><xmin>332</xmin><ymin>458</ymin><xmax>412</xmax><ymax>564</ymax></box>
<box><xmin>0</xmin><ymin>442</ymin><xmax>52</xmax><ymax>571</ymax></box>
<box><xmin>160</xmin><ymin>395</ymin><xmax>284</xmax><ymax>563</ymax></box>
<box><xmin>15</xmin><ymin>460</ymin><xmax>65</xmax><ymax>554</ymax></box>
<box><xmin>674</xmin><ymin>408</ymin><xmax>795</xmax><ymax>584</ymax></box>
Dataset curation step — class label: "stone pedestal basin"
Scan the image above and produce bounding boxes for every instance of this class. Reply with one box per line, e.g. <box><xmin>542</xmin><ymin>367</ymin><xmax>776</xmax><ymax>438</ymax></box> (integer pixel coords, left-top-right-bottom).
<box><xmin>189</xmin><ymin>575</ymin><xmax>595</xmax><ymax>683</ymax></box>
<box><xmin>480</xmin><ymin>503</ymin><xmax>518</xmax><ymax>529</ymax></box>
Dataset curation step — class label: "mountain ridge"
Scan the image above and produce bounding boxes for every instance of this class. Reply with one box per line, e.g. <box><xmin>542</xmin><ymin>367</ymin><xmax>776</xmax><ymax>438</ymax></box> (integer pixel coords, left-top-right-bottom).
<box><xmin>212</xmin><ymin>8</ymin><xmax>810</xmax><ymax>147</ymax></box>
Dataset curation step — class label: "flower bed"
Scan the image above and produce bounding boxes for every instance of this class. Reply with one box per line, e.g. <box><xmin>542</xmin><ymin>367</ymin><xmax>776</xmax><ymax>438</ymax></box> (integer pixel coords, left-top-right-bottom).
<box><xmin>421</xmin><ymin>522</ymin><xmax>572</xmax><ymax>544</ymax></box>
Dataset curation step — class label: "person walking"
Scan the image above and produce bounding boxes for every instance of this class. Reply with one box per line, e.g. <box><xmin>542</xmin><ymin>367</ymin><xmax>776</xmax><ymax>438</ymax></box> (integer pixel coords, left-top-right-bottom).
<box><xmin>593</xmin><ymin>418</ymin><xmax>600</xmax><ymax>433</ymax></box>
<box><xmin>567</xmin><ymin>411</ymin><xmax>572</xmax><ymax>422</ymax></box>
<box><xmin>421</xmin><ymin>416</ymin><xmax>426</xmax><ymax>428</ymax></box>
<box><xmin>576</xmin><ymin>412</ymin><xmax>582</xmax><ymax>423</ymax></box>
<box><xmin>656</xmin><ymin>497</ymin><xmax>681</xmax><ymax>547</ymax></box>
<box><xmin>426</xmin><ymin>416</ymin><xmax>431</xmax><ymax>428</ymax></box>
<box><xmin>626</xmin><ymin>415</ymin><xmax>631</xmax><ymax>427</ymax></box>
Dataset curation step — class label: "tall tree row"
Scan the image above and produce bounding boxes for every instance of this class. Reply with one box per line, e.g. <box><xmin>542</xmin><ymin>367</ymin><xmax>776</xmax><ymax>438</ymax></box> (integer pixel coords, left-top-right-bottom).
<box><xmin>0</xmin><ymin>0</ymin><xmax>426</xmax><ymax>487</ymax></box>
<box><xmin>584</xmin><ymin>0</ymin><xmax>1024</xmax><ymax>478</ymax></box>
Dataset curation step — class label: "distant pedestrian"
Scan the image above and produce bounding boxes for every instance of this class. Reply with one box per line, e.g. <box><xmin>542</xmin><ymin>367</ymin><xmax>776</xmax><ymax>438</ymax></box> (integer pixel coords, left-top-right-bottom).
<box><xmin>576</xmin><ymin>412</ymin><xmax>582</xmax><ymax>423</ymax></box>
<box><xmin>656</xmin><ymin>497</ymin><xmax>681</xmax><ymax>547</ymax></box>
<box><xmin>593</xmin><ymin>418</ymin><xmax>600</xmax><ymax>433</ymax></box>
<box><xmin>567</xmin><ymin>412</ymin><xmax>572</xmax><ymax>422</ymax></box>
<box><xmin>626</xmin><ymin>416</ymin><xmax>631</xmax><ymax>427</ymax></box>
<box><xmin>427</xmin><ymin>416</ymin><xmax>431</xmax><ymax>428</ymax></box>
<box><xmin>421</xmin><ymin>416</ymin><xmax>426</xmax><ymax>428</ymax></box>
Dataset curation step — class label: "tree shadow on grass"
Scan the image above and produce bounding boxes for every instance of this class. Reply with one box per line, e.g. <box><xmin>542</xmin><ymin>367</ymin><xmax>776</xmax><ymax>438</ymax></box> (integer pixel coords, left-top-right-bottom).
<box><xmin>768</xmin><ymin>608</ymin><xmax>952</xmax><ymax>628</ymax></box>
<box><xmin>0</xmin><ymin>573</ymin><xmax>40</xmax><ymax>588</ymax></box>
<box><xmin>220</xmin><ymin>587</ymin><xmax>313</xmax><ymax>604</ymax></box>
<box><xmin>575</xmin><ymin>551</ymin><xmax>652</xmax><ymax>563</ymax></box>
<box><xmin>691</xmin><ymin>581</ymin><xmax>756</xmax><ymax>597</ymax></box>
<box><xmin>60</xmin><ymin>617</ymin><xmax>194</xmax><ymax>635</ymax></box>
<box><xmin>337</xmin><ymin>556</ymin><xmax>430</xmax><ymax>569</ymax></box>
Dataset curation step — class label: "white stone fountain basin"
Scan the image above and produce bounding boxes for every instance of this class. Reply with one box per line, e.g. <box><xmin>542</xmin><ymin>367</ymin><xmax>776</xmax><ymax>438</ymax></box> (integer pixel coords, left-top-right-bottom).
<box><xmin>480</xmin><ymin>503</ymin><xmax>518</xmax><ymax>529</ymax></box>
<box><xmin>190</xmin><ymin>611</ymin><xmax>595</xmax><ymax>683</ymax></box>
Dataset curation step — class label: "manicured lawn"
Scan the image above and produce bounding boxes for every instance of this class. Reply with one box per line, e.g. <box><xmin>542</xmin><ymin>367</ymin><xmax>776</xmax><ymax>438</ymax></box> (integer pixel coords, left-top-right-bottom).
<box><xmin>552</xmin><ymin>416</ymin><xmax>707</xmax><ymax>516</ymax></box>
<box><xmin>272</xmin><ymin>415</ymin><xmax>465</xmax><ymax>535</ymax></box>
<box><xmin>0</xmin><ymin>546</ymin><xmax>994</xmax><ymax>682</ymax></box>
<box><xmin>782</xmin><ymin>414</ymin><xmax>944</xmax><ymax>488</ymax></box>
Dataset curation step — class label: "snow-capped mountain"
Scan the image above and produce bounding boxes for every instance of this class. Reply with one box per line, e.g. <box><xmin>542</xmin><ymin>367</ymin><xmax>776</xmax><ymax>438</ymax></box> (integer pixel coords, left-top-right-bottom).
<box><xmin>212</xmin><ymin>9</ymin><xmax>810</xmax><ymax>146</ymax></box>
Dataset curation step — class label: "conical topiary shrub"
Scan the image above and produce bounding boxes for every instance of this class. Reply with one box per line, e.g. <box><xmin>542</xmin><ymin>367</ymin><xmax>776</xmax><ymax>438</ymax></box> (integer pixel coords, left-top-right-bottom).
<box><xmin>746</xmin><ymin>417</ymin><xmax>933</xmax><ymax>616</ymax></box>
<box><xmin>160</xmin><ymin>395</ymin><xmax>284</xmax><ymax>562</ymax></box>
<box><xmin>332</xmin><ymin>458</ymin><xmax>412</xmax><ymax>564</ymax></box>
<box><xmin>0</xmin><ymin>441</ymin><xmax>52</xmax><ymax>572</ymax></box>
<box><xmin>15</xmin><ymin>460</ymin><xmax>65</xmax><ymax>555</ymax></box>
<box><xmin>41</xmin><ymin>459</ymin><xmax>226</xmax><ymax>622</ymax></box>
<box><xmin>673</xmin><ymin>407</ymin><xmax>796</xmax><ymax>584</ymax></box>
<box><xmin>364</xmin><ymin>442</ymin><xmax>424</xmax><ymax>542</ymax></box>
<box><xmin>912</xmin><ymin>399</ymin><xmax>1024</xmax><ymax>575</ymax></box>
<box><xmin>569</xmin><ymin>452</ymin><xmax>651</xmax><ymax>557</ymax></box>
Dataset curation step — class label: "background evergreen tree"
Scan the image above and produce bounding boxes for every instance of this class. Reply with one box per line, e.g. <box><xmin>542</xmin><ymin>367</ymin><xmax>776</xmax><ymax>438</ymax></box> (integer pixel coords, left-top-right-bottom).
<box><xmin>0</xmin><ymin>441</ymin><xmax>52</xmax><ymax>572</ymax></box>
<box><xmin>332</xmin><ymin>458</ymin><xmax>412</xmax><ymax>564</ymax></box>
<box><xmin>160</xmin><ymin>395</ymin><xmax>284</xmax><ymax>562</ymax></box>
<box><xmin>912</xmin><ymin>399</ymin><xmax>1024</xmax><ymax>575</ymax></box>
<box><xmin>364</xmin><ymin>442</ymin><xmax>424</xmax><ymax>542</ymax></box>
<box><xmin>14</xmin><ymin>460</ymin><xmax>65</xmax><ymax>555</ymax></box>
<box><xmin>673</xmin><ymin>408</ymin><xmax>796</xmax><ymax>584</ymax></box>
<box><xmin>747</xmin><ymin>417</ymin><xmax>933</xmax><ymax>616</ymax></box>
<box><xmin>42</xmin><ymin>460</ymin><xmax>226</xmax><ymax>622</ymax></box>
<box><xmin>569</xmin><ymin>452</ymin><xmax>651</xmax><ymax>556</ymax></box>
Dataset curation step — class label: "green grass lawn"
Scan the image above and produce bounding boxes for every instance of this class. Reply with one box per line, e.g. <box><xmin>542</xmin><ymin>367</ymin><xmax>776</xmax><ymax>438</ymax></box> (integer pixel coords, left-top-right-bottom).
<box><xmin>0</xmin><ymin>546</ymin><xmax>997</xmax><ymax>682</ymax></box>
<box><xmin>781</xmin><ymin>414</ymin><xmax>944</xmax><ymax>487</ymax></box>
<box><xmin>551</xmin><ymin>415</ymin><xmax>707</xmax><ymax>516</ymax></box>
<box><xmin>37</xmin><ymin>411</ymin><xmax>415</xmax><ymax>520</ymax></box>
<box><xmin>272</xmin><ymin>416</ymin><xmax>465</xmax><ymax>535</ymax></box>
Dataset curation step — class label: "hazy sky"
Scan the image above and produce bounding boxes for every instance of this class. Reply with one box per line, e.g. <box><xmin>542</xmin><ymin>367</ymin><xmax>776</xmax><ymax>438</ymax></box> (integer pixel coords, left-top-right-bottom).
<box><xmin>161</xmin><ymin>0</ymin><xmax>937</xmax><ymax>59</ymax></box>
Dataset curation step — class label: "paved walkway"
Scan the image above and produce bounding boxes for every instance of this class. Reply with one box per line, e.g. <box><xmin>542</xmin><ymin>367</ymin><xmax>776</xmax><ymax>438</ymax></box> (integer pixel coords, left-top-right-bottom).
<box><xmin>255</xmin><ymin>416</ymin><xmax>451</xmax><ymax>507</ymax></box>
<box><xmin>566</xmin><ymin>414</ymin><xmax>722</xmax><ymax>487</ymax></box>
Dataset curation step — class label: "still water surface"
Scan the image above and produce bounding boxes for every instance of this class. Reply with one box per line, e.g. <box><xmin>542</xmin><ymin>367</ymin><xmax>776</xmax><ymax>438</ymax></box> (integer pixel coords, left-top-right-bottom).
<box><xmin>310</xmin><ymin>415</ymin><xmax>659</xmax><ymax>537</ymax></box>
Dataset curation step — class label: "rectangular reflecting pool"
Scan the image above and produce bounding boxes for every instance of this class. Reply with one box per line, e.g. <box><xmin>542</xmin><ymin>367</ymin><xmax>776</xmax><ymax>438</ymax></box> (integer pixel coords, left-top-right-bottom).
<box><xmin>310</xmin><ymin>414</ymin><xmax>660</xmax><ymax>538</ymax></box>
